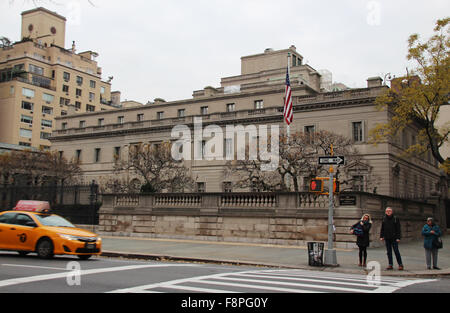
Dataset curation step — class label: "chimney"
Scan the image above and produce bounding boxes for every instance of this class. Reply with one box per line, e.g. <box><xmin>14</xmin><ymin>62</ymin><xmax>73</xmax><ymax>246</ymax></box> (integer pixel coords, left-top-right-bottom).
<box><xmin>367</xmin><ymin>76</ymin><xmax>383</xmax><ymax>88</ymax></box>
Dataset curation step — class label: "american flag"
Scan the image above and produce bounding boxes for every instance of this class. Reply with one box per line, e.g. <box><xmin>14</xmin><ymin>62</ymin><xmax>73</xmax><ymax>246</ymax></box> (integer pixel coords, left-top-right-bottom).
<box><xmin>283</xmin><ymin>66</ymin><xmax>293</xmax><ymax>125</ymax></box>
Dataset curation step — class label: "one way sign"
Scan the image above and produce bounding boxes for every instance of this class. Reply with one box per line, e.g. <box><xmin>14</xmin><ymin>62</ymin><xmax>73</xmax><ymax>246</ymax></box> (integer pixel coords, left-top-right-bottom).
<box><xmin>318</xmin><ymin>156</ymin><xmax>345</xmax><ymax>165</ymax></box>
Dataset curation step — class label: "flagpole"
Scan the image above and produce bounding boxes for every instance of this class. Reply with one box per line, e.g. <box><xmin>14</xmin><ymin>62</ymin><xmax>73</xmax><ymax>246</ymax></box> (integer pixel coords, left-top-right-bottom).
<box><xmin>286</xmin><ymin>52</ymin><xmax>291</xmax><ymax>142</ymax></box>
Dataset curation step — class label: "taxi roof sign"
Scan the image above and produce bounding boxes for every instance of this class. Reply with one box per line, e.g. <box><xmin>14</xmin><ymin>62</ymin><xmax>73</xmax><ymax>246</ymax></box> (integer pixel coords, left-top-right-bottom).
<box><xmin>14</xmin><ymin>200</ymin><xmax>51</xmax><ymax>213</ymax></box>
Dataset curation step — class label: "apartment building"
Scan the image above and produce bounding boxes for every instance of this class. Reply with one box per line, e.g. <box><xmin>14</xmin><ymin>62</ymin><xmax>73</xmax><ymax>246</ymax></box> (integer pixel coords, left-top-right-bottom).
<box><xmin>0</xmin><ymin>7</ymin><xmax>120</xmax><ymax>150</ymax></box>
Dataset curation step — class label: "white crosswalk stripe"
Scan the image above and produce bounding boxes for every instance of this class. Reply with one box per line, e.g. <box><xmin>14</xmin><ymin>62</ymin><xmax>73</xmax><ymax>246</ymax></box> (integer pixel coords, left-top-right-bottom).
<box><xmin>110</xmin><ymin>269</ymin><xmax>435</xmax><ymax>293</ymax></box>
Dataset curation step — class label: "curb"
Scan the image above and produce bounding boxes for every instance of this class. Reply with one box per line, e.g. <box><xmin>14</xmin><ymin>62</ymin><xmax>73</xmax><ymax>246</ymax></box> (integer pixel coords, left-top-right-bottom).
<box><xmin>100</xmin><ymin>251</ymin><xmax>450</xmax><ymax>278</ymax></box>
<box><xmin>100</xmin><ymin>251</ymin><xmax>302</xmax><ymax>269</ymax></box>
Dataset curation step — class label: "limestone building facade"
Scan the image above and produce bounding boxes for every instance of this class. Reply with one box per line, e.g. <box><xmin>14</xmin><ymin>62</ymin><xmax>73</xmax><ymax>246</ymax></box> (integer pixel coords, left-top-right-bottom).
<box><xmin>50</xmin><ymin>46</ymin><xmax>441</xmax><ymax>197</ymax></box>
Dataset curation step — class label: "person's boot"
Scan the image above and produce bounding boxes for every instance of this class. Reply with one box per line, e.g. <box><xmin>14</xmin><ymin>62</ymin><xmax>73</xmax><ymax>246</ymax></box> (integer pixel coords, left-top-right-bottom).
<box><xmin>398</xmin><ymin>265</ymin><xmax>404</xmax><ymax>270</ymax></box>
<box><xmin>386</xmin><ymin>265</ymin><xmax>393</xmax><ymax>270</ymax></box>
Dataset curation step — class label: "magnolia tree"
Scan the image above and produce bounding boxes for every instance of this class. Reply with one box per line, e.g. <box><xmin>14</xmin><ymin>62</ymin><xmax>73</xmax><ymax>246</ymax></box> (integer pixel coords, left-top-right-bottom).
<box><xmin>112</xmin><ymin>142</ymin><xmax>195</xmax><ymax>193</ymax></box>
<box><xmin>225</xmin><ymin>130</ymin><xmax>376</xmax><ymax>192</ymax></box>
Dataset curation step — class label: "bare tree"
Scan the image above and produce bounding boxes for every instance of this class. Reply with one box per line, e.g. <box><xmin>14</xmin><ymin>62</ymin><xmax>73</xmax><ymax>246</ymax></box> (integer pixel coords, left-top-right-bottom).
<box><xmin>0</xmin><ymin>149</ymin><xmax>81</xmax><ymax>185</ymax></box>
<box><xmin>225</xmin><ymin>130</ymin><xmax>369</xmax><ymax>192</ymax></box>
<box><xmin>113</xmin><ymin>142</ymin><xmax>194</xmax><ymax>193</ymax></box>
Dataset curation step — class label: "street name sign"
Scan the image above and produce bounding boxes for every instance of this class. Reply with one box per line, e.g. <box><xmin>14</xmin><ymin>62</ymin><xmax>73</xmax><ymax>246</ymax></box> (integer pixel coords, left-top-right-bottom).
<box><xmin>318</xmin><ymin>156</ymin><xmax>345</xmax><ymax>165</ymax></box>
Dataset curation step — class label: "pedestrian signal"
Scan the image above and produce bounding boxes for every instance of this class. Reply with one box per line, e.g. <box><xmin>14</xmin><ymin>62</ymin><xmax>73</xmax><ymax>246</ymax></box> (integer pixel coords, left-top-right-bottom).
<box><xmin>309</xmin><ymin>179</ymin><xmax>323</xmax><ymax>192</ymax></box>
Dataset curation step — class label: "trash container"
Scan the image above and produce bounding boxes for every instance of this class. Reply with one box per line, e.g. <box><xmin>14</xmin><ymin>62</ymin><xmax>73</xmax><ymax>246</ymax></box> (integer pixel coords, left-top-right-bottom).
<box><xmin>307</xmin><ymin>242</ymin><xmax>324</xmax><ymax>266</ymax></box>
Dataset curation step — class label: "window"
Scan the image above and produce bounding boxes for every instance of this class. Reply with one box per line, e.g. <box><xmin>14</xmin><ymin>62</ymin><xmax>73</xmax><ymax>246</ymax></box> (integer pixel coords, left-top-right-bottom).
<box><xmin>200</xmin><ymin>140</ymin><xmax>206</xmax><ymax>158</ymax></box>
<box><xmin>41</xmin><ymin>119</ymin><xmax>52</xmax><ymax>127</ymax></box>
<box><xmin>197</xmin><ymin>182</ymin><xmax>205</xmax><ymax>193</ymax></box>
<box><xmin>352</xmin><ymin>175</ymin><xmax>364</xmax><ymax>192</ymax></box>
<box><xmin>114</xmin><ymin>146</ymin><xmax>121</xmax><ymax>160</ymax></box>
<box><xmin>178</xmin><ymin>109</ymin><xmax>185</xmax><ymax>118</ymax></box>
<box><xmin>200</xmin><ymin>106</ymin><xmax>208</xmax><ymax>115</ymax></box>
<box><xmin>20</xmin><ymin>115</ymin><xmax>33</xmax><ymax>124</ymax></box>
<box><xmin>19</xmin><ymin>142</ymin><xmax>31</xmax><ymax>147</ymax></box>
<box><xmin>75</xmin><ymin>101</ymin><xmax>81</xmax><ymax>109</ymax></box>
<box><xmin>63</xmin><ymin>72</ymin><xmax>70</xmax><ymax>81</ymax></box>
<box><xmin>86</xmin><ymin>104</ymin><xmax>95</xmax><ymax>112</ymax></box>
<box><xmin>61</xmin><ymin>110</ymin><xmax>67</xmax><ymax>116</ymax></box>
<box><xmin>76</xmin><ymin>76</ymin><xmax>83</xmax><ymax>85</ymax></box>
<box><xmin>29</xmin><ymin>64</ymin><xmax>43</xmax><ymax>75</ymax></box>
<box><xmin>226</xmin><ymin>103</ymin><xmax>235</xmax><ymax>112</ymax></box>
<box><xmin>117</xmin><ymin>116</ymin><xmax>124</xmax><ymax>124</ymax></box>
<box><xmin>137</xmin><ymin>114</ymin><xmax>144</xmax><ymax>122</ymax></box>
<box><xmin>0</xmin><ymin>213</ymin><xmax>16</xmax><ymax>224</ymax></box>
<box><xmin>19</xmin><ymin>128</ymin><xmax>32</xmax><ymax>138</ymax></box>
<box><xmin>22</xmin><ymin>88</ymin><xmax>35</xmax><ymax>98</ymax></box>
<box><xmin>21</xmin><ymin>101</ymin><xmax>33</xmax><ymax>110</ymax></box>
<box><xmin>98</xmin><ymin>118</ymin><xmax>104</xmax><ymax>126</ymax></box>
<box><xmin>14</xmin><ymin>214</ymin><xmax>34</xmax><ymax>226</ymax></box>
<box><xmin>89</xmin><ymin>92</ymin><xmax>95</xmax><ymax>101</ymax></box>
<box><xmin>157</xmin><ymin>112</ymin><xmax>164</xmax><ymax>120</ymax></box>
<box><xmin>59</xmin><ymin>97</ymin><xmax>70</xmax><ymax>106</ymax></box>
<box><xmin>75</xmin><ymin>149</ymin><xmax>82</xmax><ymax>162</ymax></box>
<box><xmin>42</xmin><ymin>106</ymin><xmax>53</xmax><ymax>115</ymax></box>
<box><xmin>225</xmin><ymin>138</ymin><xmax>233</xmax><ymax>159</ymax></box>
<box><xmin>223</xmin><ymin>182</ymin><xmax>232</xmax><ymax>193</ymax></box>
<box><xmin>79</xmin><ymin>120</ymin><xmax>86</xmax><ymax>128</ymax></box>
<box><xmin>352</xmin><ymin>121</ymin><xmax>363</xmax><ymax>142</ymax></box>
<box><xmin>94</xmin><ymin>148</ymin><xmax>101</xmax><ymax>163</ymax></box>
<box><xmin>76</xmin><ymin>88</ymin><xmax>82</xmax><ymax>97</ymax></box>
<box><xmin>100</xmin><ymin>86</ymin><xmax>105</xmax><ymax>94</ymax></box>
<box><xmin>62</xmin><ymin>85</ymin><xmax>69</xmax><ymax>93</ymax></box>
<box><xmin>42</xmin><ymin>93</ymin><xmax>54</xmax><ymax>103</ymax></box>
<box><xmin>90</xmin><ymin>80</ymin><xmax>96</xmax><ymax>88</ymax></box>
<box><xmin>62</xmin><ymin>122</ymin><xmax>67</xmax><ymax>130</ymax></box>
<box><xmin>254</xmin><ymin>100</ymin><xmax>263</xmax><ymax>109</ymax></box>
<box><xmin>40</xmin><ymin>132</ymin><xmax>51</xmax><ymax>139</ymax></box>
<box><xmin>304</xmin><ymin>125</ymin><xmax>315</xmax><ymax>143</ymax></box>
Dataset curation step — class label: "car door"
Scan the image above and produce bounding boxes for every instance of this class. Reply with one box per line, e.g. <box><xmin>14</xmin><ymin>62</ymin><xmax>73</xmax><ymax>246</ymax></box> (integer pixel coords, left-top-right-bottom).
<box><xmin>9</xmin><ymin>213</ymin><xmax>39</xmax><ymax>251</ymax></box>
<box><xmin>0</xmin><ymin>213</ymin><xmax>18</xmax><ymax>250</ymax></box>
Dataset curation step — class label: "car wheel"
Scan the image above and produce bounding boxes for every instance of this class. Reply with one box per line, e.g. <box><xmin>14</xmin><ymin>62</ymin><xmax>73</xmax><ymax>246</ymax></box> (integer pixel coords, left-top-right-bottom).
<box><xmin>36</xmin><ymin>238</ymin><xmax>54</xmax><ymax>259</ymax></box>
<box><xmin>77</xmin><ymin>254</ymin><xmax>92</xmax><ymax>260</ymax></box>
<box><xmin>17</xmin><ymin>251</ymin><xmax>30</xmax><ymax>256</ymax></box>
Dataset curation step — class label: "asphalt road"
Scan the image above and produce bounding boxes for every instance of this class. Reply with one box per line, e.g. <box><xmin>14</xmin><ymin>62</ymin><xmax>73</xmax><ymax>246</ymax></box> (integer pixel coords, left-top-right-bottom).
<box><xmin>0</xmin><ymin>251</ymin><xmax>448</xmax><ymax>296</ymax></box>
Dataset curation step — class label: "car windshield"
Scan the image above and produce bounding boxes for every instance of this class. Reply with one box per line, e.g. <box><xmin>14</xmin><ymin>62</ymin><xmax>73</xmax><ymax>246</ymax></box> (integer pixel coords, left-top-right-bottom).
<box><xmin>35</xmin><ymin>214</ymin><xmax>75</xmax><ymax>228</ymax></box>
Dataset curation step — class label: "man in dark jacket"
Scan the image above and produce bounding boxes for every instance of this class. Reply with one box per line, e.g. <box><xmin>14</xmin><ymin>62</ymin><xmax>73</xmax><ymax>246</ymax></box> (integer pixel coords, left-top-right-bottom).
<box><xmin>380</xmin><ymin>207</ymin><xmax>404</xmax><ymax>270</ymax></box>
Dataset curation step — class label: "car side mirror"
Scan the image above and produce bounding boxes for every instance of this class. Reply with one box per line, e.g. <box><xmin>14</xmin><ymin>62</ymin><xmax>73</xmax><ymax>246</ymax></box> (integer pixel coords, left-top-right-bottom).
<box><xmin>26</xmin><ymin>221</ymin><xmax>37</xmax><ymax>227</ymax></box>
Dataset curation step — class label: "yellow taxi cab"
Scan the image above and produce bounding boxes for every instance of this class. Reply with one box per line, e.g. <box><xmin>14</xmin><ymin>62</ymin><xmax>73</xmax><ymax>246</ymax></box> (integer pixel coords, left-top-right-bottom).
<box><xmin>0</xmin><ymin>200</ymin><xmax>102</xmax><ymax>260</ymax></box>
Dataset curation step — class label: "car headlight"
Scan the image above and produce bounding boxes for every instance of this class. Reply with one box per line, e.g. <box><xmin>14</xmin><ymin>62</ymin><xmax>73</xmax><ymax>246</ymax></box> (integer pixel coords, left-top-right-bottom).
<box><xmin>59</xmin><ymin>234</ymin><xmax>78</xmax><ymax>241</ymax></box>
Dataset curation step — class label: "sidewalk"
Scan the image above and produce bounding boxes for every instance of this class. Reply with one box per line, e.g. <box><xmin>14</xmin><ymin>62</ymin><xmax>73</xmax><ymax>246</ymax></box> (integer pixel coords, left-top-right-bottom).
<box><xmin>100</xmin><ymin>234</ymin><xmax>450</xmax><ymax>278</ymax></box>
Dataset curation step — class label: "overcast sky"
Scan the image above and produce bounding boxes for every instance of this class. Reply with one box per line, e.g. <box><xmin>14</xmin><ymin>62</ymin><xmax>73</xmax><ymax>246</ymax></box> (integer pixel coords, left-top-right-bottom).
<box><xmin>1</xmin><ymin>0</ymin><xmax>449</xmax><ymax>104</ymax></box>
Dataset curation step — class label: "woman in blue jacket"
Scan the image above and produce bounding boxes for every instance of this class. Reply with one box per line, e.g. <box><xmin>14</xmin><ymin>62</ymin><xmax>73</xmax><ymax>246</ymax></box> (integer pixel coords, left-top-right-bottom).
<box><xmin>422</xmin><ymin>217</ymin><xmax>442</xmax><ymax>270</ymax></box>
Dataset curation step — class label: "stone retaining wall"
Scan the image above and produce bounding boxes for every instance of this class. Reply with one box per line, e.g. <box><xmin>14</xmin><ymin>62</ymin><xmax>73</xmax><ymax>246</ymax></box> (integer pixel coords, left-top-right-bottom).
<box><xmin>98</xmin><ymin>192</ymin><xmax>439</xmax><ymax>249</ymax></box>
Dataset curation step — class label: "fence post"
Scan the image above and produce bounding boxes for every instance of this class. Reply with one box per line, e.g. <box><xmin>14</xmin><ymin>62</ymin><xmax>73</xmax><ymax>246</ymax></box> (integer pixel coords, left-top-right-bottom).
<box><xmin>89</xmin><ymin>180</ymin><xmax>99</xmax><ymax>227</ymax></box>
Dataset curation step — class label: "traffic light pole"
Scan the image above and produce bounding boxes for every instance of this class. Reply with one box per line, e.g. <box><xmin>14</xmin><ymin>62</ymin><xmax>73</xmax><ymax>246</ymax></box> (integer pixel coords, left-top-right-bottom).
<box><xmin>324</xmin><ymin>148</ymin><xmax>338</xmax><ymax>266</ymax></box>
